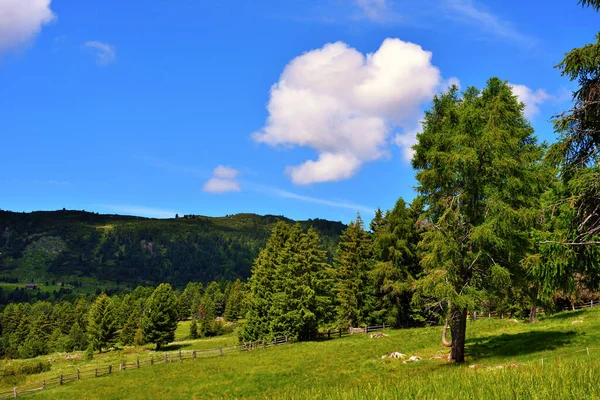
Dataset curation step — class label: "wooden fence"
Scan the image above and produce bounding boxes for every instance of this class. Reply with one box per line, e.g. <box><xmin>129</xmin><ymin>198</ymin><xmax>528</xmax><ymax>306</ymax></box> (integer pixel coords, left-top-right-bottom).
<box><xmin>0</xmin><ymin>336</ymin><xmax>291</xmax><ymax>399</ymax></box>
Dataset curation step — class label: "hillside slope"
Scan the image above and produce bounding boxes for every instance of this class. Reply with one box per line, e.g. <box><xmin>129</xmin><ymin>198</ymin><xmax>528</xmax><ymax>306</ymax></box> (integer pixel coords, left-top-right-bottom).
<box><xmin>0</xmin><ymin>210</ymin><xmax>345</xmax><ymax>287</ymax></box>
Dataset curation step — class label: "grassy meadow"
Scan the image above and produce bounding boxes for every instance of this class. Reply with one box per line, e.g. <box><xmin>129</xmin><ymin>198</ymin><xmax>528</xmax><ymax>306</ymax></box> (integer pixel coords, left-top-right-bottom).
<box><xmin>4</xmin><ymin>307</ymin><xmax>600</xmax><ymax>399</ymax></box>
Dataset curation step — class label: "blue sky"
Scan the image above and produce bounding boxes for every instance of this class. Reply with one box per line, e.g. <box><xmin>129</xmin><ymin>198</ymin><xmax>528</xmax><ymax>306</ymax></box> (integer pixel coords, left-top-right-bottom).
<box><xmin>0</xmin><ymin>0</ymin><xmax>597</xmax><ymax>223</ymax></box>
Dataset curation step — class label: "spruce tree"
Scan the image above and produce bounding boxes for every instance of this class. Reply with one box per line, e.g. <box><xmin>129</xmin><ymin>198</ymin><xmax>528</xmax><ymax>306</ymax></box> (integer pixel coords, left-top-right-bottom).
<box><xmin>334</xmin><ymin>215</ymin><xmax>374</xmax><ymax>328</ymax></box>
<box><xmin>87</xmin><ymin>293</ymin><xmax>117</xmax><ymax>353</ymax></box>
<box><xmin>371</xmin><ymin>198</ymin><xmax>421</xmax><ymax>326</ymax></box>
<box><xmin>141</xmin><ymin>283</ymin><xmax>179</xmax><ymax>350</ymax></box>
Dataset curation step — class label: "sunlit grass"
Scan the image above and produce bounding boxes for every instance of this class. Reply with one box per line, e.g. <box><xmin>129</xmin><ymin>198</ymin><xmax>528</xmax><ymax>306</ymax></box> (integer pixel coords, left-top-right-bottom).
<box><xmin>9</xmin><ymin>308</ymin><xmax>600</xmax><ymax>399</ymax></box>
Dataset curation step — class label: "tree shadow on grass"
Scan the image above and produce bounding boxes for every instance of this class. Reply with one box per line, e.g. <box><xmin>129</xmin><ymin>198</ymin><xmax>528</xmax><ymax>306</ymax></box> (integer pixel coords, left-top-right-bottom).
<box><xmin>466</xmin><ymin>330</ymin><xmax>578</xmax><ymax>360</ymax></box>
<box><xmin>157</xmin><ymin>343</ymin><xmax>191</xmax><ymax>351</ymax></box>
<box><xmin>539</xmin><ymin>309</ymin><xmax>587</xmax><ymax>321</ymax></box>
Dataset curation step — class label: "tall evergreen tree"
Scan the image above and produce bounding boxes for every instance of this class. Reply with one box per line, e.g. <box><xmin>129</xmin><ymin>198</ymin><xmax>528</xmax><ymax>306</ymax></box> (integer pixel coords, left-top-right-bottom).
<box><xmin>334</xmin><ymin>215</ymin><xmax>374</xmax><ymax>328</ymax></box>
<box><xmin>87</xmin><ymin>293</ymin><xmax>117</xmax><ymax>353</ymax></box>
<box><xmin>412</xmin><ymin>79</ymin><xmax>546</xmax><ymax>362</ymax></box>
<box><xmin>141</xmin><ymin>283</ymin><xmax>179</xmax><ymax>350</ymax></box>
<box><xmin>371</xmin><ymin>198</ymin><xmax>421</xmax><ymax>326</ymax></box>
<box><xmin>240</xmin><ymin>222</ymin><xmax>333</xmax><ymax>341</ymax></box>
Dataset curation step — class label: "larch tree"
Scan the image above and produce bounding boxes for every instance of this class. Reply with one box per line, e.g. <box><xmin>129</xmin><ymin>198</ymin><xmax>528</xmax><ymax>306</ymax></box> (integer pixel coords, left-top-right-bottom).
<box><xmin>412</xmin><ymin>79</ymin><xmax>546</xmax><ymax>362</ymax></box>
<box><xmin>141</xmin><ymin>283</ymin><xmax>179</xmax><ymax>350</ymax></box>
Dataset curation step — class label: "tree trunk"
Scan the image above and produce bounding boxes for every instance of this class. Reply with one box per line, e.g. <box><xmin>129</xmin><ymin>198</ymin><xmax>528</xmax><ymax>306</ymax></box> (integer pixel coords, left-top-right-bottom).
<box><xmin>529</xmin><ymin>305</ymin><xmax>537</xmax><ymax>323</ymax></box>
<box><xmin>450</xmin><ymin>307</ymin><xmax>467</xmax><ymax>363</ymax></box>
<box><xmin>156</xmin><ymin>343</ymin><xmax>161</xmax><ymax>351</ymax></box>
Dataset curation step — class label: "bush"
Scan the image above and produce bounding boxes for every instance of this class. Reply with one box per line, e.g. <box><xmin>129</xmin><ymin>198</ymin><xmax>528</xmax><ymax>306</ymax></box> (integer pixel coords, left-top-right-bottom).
<box><xmin>0</xmin><ymin>360</ymin><xmax>52</xmax><ymax>386</ymax></box>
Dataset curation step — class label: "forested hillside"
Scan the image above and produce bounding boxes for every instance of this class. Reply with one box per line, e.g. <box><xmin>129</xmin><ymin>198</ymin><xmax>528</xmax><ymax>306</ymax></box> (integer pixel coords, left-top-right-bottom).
<box><xmin>0</xmin><ymin>210</ymin><xmax>345</xmax><ymax>287</ymax></box>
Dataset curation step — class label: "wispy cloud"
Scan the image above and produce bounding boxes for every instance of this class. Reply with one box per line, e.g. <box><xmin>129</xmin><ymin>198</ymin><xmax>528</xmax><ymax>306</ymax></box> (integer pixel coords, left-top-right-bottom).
<box><xmin>83</xmin><ymin>40</ymin><xmax>116</xmax><ymax>65</ymax></box>
<box><xmin>135</xmin><ymin>155</ymin><xmax>207</xmax><ymax>178</ymax></box>
<box><xmin>245</xmin><ymin>182</ymin><xmax>374</xmax><ymax>214</ymax></box>
<box><xmin>443</xmin><ymin>0</ymin><xmax>535</xmax><ymax>46</ymax></box>
<box><xmin>94</xmin><ymin>204</ymin><xmax>179</xmax><ymax>219</ymax></box>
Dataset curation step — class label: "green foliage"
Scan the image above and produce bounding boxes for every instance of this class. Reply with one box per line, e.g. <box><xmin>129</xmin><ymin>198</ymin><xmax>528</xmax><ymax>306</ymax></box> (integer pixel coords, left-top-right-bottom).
<box><xmin>240</xmin><ymin>222</ymin><xmax>334</xmax><ymax>341</ymax></box>
<box><xmin>189</xmin><ymin>318</ymin><xmax>198</xmax><ymax>339</ymax></box>
<box><xmin>87</xmin><ymin>293</ymin><xmax>117</xmax><ymax>353</ymax></box>
<box><xmin>412</xmin><ymin>78</ymin><xmax>546</xmax><ymax>361</ymax></box>
<box><xmin>334</xmin><ymin>215</ymin><xmax>375</xmax><ymax>328</ymax></box>
<box><xmin>224</xmin><ymin>279</ymin><xmax>246</xmax><ymax>321</ymax></box>
<box><xmin>370</xmin><ymin>199</ymin><xmax>422</xmax><ymax>326</ymax></box>
<box><xmin>0</xmin><ymin>210</ymin><xmax>344</xmax><ymax>289</ymax></box>
<box><xmin>141</xmin><ymin>283</ymin><xmax>178</xmax><ymax>350</ymax></box>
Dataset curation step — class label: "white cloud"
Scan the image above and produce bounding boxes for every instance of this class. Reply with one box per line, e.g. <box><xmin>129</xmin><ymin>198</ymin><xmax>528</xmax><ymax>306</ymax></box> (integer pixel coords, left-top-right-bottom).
<box><xmin>444</xmin><ymin>0</ymin><xmax>534</xmax><ymax>46</ymax></box>
<box><xmin>203</xmin><ymin>178</ymin><xmax>241</xmax><ymax>194</ymax></box>
<box><xmin>509</xmin><ymin>84</ymin><xmax>550</xmax><ymax>119</ymax></box>
<box><xmin>213</xmin><ymin>165</ymin><xmax>239</xmax><ymax>179</ymax></box>
<box><xmin>203</xmin><ymin>165</ymin><xmax>241</xmax><ymax>193</ymax></box>
<box><xmin>393</xmin><ymin>125</ymin><xmax>420</xmax><ymax>161</ymax></box>
<box><xmin>0</xmin><ymin>0</ymin><xmax>55</xmax><ymax>52</ymax></box>
<box><xmin>96</xmin><ymin>204</ymin><xmax>178</xmax><ymax>219</ymax></box>
<box><xmin>83</xmin><ymin>41</ymin><xmax>116</xmax><ymax>65</ymax></box>
<box><xmin>253</xmin><ymin>38</ymin><xmax>442</xmax><ymax>184</ymax></box>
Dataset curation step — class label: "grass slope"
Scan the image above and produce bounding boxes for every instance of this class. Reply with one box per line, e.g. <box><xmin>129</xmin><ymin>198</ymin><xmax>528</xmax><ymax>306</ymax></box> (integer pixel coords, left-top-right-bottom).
<box><xmin>12</xmin><ymin>307</ymin><xmax>600</xmax><ymax>399</ymax></box>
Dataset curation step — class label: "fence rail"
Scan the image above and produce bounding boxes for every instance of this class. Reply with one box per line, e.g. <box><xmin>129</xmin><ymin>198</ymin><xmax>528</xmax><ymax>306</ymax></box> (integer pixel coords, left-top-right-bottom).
<box><xmin>0</xmin><ymin>336</ymin><xmax>292</xmax><ymax>399</ymax></box>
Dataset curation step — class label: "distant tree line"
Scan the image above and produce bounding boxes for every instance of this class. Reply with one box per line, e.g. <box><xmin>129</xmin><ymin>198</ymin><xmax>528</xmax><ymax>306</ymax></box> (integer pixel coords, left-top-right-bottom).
<box><xmin>0</xmin><ymin>279</ymin><xmax>248</xmax><ymax>359</ymax></box>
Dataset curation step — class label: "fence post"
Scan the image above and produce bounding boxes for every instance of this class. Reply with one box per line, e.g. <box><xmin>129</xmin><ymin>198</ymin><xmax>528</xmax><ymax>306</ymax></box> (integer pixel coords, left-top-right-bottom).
<box><xmin>587</xmin><ymin>347</ymin><xmax>590</xmax><ymax>356</ymax></box>
<box><xmin>488</xmin><ymin>313</ymin><xmax>491</xmax><ymax>318</ymax></box>
<box><xmin>95</xmin><ymin>368</ymin><xmax>98</xmax><ymax>377</ymax></box>
<box><xmin>192</xmin><ymin>351</ymin><xmax>196</xmax><ymax>359</ymax></box>
<box><xmin>77</xmin><ymin>368</ymin><xmax>80</xmax><ymax>380</ymax></box>
<box><xmin>365</xmin><ymin>326</ymin><xmax>368</xmax><ymax>334</ymax></box>
<box><xmin>42</xmin><ymin>380</ymin><xmax>46</xmax><ymax>389</ymax></box>
<box><xmin>151</xmin><ymin>357</ymin><xmax>154</xmax><ymax>365</ymax></box>
<box><xmin>273</xmin><ymin>337</ymin><xmax>277</xmax><ymax>346</ymax></box>
<box><xmin>60</xmin><ymin>374</ymin><xmax>63</xmax><ymax>385</ymax></box>
<box><xmin>591</xmin><ymin>300</ymin><xmax>594</xmax><ymax>308</ymax></box>
<box><xmin>383</xmin><ymin>323</ymin><xmax>385</xmax><ymax>331</ymax></box>
<box><xmin>179</xmin><ymin>350</ymin><xmax>182</xmax><ymax>361</ymax></box>
<box><xmin>339</xmin><ymin>328</ymin><xmax>342</xmax><ymax>338</ymax></box>
<box><xmin>108</xmin><ymin>365</ymin><xmax>112</xmax><ymax>374</ymax></box>
<box><xmin>137</xmin><ymin>359</ymin><xmax>140</xmax><ymax>368</ymax></box>
<box><xmin>164</xmin><ymin>352</ymin><xmax>167</xmax><ymax>362</ymax></box>
<box><xmin>219</xmin><ymin>347</ymin><xmax>223</xmax><ymax>356</ymax></box>
<box><xmin>350</xmin><ymin>326</ymin><xmax>353</xmax><ymax>335</ymax></box>
<box><xmin>13</xmin><ymin>387</ymin><xmax>16</xmax><ymax>397</ymax></box>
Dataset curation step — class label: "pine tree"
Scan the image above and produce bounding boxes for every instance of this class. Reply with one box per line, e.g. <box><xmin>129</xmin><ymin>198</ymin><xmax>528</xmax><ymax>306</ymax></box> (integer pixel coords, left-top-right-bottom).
<box><xmin>87</xmin><ymin>293</ymin><xmax>117</xmax><ymax>353</ymax></box>
<box><xmin>412</xmin><ymin>79</ymin><xmax>546</xmax><ymax>362</ymax></box>
<box><xmin>334</xmin><ymin>215</ymin><xmax>374</xmax><ymax>328</ymax></box>
<box><xmin>141</xmin><ymin>283</ymin><xmax>178</xmax><ymax>350</ymax></box>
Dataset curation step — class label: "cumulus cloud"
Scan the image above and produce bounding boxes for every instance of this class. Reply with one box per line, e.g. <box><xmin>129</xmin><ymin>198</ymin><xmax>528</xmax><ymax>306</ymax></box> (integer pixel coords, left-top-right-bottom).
<box><xmin>509</xmin><ymin>84</ymin><xmax>550</xmax><ymax>119</ymax></box>
<box><xmin>203</xmin><ymin>165</ymin><xmax>241</xmax><ymax>194</ymax></box>
<box><xmin>0</xmin><ymin>0</ymin><xmax>55</xmax><ymax>52</ymax></box>
<box><xmin>83</xmin><ymin>41</ymin><xmax>116</xmax><ymax>65</ymax></box>
<box><xmin>253</xmin><ymin>38</ymin><xmax>442</xmax><ymax>184</ymax></box>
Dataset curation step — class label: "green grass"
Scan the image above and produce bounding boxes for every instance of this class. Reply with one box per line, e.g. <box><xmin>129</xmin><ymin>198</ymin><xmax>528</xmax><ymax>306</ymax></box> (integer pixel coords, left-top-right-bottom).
<box><xmin>10</xmin><ymin>308</ymin><xmax>600</xmax><ymax>399</ymax></box>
